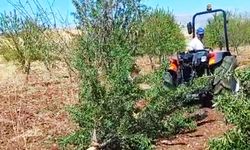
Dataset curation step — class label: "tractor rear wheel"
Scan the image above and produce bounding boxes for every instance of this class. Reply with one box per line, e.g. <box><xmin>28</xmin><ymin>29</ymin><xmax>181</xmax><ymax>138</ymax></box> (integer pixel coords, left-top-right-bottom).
<box><xmin>213</xmin><ymin>56</ymin><xmax>240</xmax><ymax>94</ymax></box>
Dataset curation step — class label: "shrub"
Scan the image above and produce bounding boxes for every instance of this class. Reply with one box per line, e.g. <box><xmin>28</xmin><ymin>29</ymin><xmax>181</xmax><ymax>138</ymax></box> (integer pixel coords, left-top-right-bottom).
<box><xmin>209</xmin><ymin>128</ymin><xmax>249</xmax><ymax>150</ymax></box>
<box><xmin>61</xmin><ymin>1</ymin><xmax>209</xmax><ymax>149</ymax></box>
<box><xmin>61</xmin><ymin>0</ymin><xmax>150</xmax><ymax>149</ymax></box>
<box><xmin>209</xmin><ymin>92</ymin><xmax>250</xmax><ymax>150</ymax></box>
<box><xmin>209</xmin><ymin>68</ymin><xmax>250</xmax><ymax>150</ymax></box>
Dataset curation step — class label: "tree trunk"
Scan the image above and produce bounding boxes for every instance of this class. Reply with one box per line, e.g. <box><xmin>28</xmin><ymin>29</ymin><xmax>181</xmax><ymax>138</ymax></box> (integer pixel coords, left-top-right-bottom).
<box><xmin>149</xmin><ymin>56</ymin><xmax>154</xmax><ymax>70</ymax></box>
<box><xmin>159</xmin><ymin>55</ymin><xmax>162</xmax><ymax>64</ymax></box>
<box><xmin>24</xmin><ymin>60</ymin><xmax>31</xmax><ymax>82</ymax></box>
<box><xmin>234</xmin><ymin>47</ymin><xmax>239</xmax><ymax>55</ymax></box>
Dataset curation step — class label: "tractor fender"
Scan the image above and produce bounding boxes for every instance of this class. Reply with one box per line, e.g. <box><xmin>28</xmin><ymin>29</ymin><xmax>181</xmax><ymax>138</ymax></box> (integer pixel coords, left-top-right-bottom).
<box><xmin>168</xmin><ymin>58</ymin><xmax>178</xmax><ymax>72</ymax></box>
<box><xmin>209</xmin><ymin>51</ymin><xmax>231</xmax><ymax>66</ymax></box>
<box><xmin>163</xmin><ymin>57</ymin><xmax>179</xmax><ymax>88</ymax></box>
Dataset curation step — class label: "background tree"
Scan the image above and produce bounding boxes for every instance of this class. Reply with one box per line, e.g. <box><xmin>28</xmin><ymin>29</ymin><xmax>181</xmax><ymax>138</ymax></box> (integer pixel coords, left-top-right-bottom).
<box><xmin>204</xmin><ymin>13</ymin><xmax>225</xmax><ymax>49</ymax></box>
<box><xmin>204</xmin><ymin>12</ymin><xmax>250</xmax><ymax>53</ymax></box>
<box><xmin>228</xmin><ymin>14</ymin><xmax>250</xmax><ymax>53</ymax></box>
<box><xmin>0</xmin><ymin>10</ymin><xmax>49</xmax><ymax>75</ymax></box>
<box><xmin>0</xmin><ymin>0</ymin><xmax>77</xmax><ymax>79</ymax></box>
<box><xmin>138</xmin><ymin>9</ymin><xmax>185</xmax><ymax>68</ymax></box>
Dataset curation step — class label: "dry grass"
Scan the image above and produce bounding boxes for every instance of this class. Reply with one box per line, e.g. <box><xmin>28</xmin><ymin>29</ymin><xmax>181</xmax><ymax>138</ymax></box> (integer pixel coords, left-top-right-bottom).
<box><xmin>0</xmin><ymin>60</ymin><xmax>79</xmax><ymax>149</ymax></box>
<box><xmin>135</xmin><ymin>55</ymin><xmax>161</xmax><ymax>75</ymax></box>
<box><xmin>235</xmin><ymin>46</ymin><xmax>250</xmax><ymax>69</ymax></box>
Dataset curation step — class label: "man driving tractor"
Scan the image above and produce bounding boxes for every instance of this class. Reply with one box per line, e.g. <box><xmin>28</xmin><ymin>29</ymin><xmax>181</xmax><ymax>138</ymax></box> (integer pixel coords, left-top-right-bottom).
<box><xmin>187</xmin><ymin>27</ymin><xmax>205</xmax><ymax>50</ymax></box>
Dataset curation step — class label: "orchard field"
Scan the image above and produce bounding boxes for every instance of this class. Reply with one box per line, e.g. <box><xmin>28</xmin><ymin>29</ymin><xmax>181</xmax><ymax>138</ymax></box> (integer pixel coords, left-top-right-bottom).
<box><xmin>0</xmin><ymin>0</ymin><xmax>250</xmax><ymax>150</ymax></box>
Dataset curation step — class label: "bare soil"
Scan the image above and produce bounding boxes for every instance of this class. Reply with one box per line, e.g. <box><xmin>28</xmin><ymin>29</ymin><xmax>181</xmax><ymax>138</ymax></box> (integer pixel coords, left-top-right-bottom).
<box><xmin>0</xmin><ymin>60</ymin><xmax>78</xmax><ymax>150</ymax></box>
<box><xmin>156</xmin><ymin>108</ymin><xmax>233</xmax><ymax>150</ymax></box>
<box><xmin>235</xmin><ymin>46</ymin><xmax>250</xmax><ymax>69</ymax></box>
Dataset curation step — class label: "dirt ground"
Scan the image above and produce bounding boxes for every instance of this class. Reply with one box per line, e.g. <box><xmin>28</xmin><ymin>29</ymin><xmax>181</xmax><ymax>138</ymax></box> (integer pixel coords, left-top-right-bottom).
<box><xmin>234</xmin><ymin>46</ymin><xmax>250</xmax><ymax>69</ymax></box>
<box><xmin>0</xmin><ymin>47</ymin><xmax>249</xmax><ymax>150</ymax></box>
<box><xmin>0</xmin><ymin>59</ymin><xmax>78</xmax><ymax>149</ymax></box>
<box><xmin>156</xmin><ymin>108</ymin><xmax>233</xmax><ymax>150</ymax></box>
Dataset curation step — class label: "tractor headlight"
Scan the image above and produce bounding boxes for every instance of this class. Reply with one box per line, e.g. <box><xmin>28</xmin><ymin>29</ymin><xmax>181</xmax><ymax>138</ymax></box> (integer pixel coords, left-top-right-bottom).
<box><xmin>201</xmin><ymin>56</ymin><xmax>207</xmax><ymax>62</ymax></box>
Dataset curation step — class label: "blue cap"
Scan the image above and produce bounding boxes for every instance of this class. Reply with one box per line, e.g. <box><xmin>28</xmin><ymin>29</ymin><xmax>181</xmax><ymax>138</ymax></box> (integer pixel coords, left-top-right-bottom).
<box><xmin>196</xmin><ymin>27</ymin><xmax>204</xmax><ymax>35</ymax></box>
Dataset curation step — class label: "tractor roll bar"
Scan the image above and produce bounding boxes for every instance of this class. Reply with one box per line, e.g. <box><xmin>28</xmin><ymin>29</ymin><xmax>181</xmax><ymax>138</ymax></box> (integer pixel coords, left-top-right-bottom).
<box><xmin>192</xmin><ymin>9</ymin><xmax>229</xmax><ymax>51</ymax></box>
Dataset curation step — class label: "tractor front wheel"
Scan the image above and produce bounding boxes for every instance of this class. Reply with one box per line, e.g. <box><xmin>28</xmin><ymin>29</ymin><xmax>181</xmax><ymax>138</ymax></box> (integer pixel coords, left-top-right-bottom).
<box><xmin>163</xmin><ymin>71</ymin><xmax>176</xmax><ymax>89</ymax></box>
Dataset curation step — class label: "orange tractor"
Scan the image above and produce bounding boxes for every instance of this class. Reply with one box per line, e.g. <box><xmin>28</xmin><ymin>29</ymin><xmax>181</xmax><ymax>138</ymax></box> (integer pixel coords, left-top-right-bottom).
<box><xmin>163</xmin><ymin>6</ymin><xmax>240</xmax><ymax>94</ymax></box>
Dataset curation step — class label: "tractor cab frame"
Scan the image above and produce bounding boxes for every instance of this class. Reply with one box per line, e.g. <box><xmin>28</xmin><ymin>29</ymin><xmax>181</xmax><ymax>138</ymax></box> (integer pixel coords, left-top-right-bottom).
<box><xmin>187</xmin><ymin>5</ymin><xmax>229</xmax><ymax>51</ymax></box>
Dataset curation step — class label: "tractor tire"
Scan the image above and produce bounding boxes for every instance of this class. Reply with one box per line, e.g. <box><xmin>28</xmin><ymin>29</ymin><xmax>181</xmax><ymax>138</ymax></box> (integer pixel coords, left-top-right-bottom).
<box><xmin>213</xmin><ymin>56</ymin><xmax>240</xmax><ymax>94</ymax></box>
<box><xmin>163</xmin><ymin>71</ymin><xmax>175</xmax><ymax>89</ymax></box>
